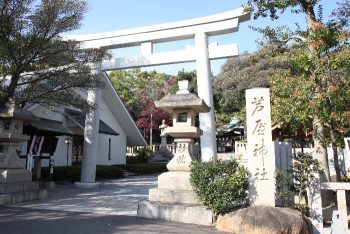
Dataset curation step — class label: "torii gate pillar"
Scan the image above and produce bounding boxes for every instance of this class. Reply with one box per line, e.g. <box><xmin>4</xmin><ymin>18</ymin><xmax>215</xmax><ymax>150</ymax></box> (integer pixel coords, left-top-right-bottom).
<box><xmin>195</xmin><ymin>32</ymin><xmax>216</xmax><ymax>161</ymax></box>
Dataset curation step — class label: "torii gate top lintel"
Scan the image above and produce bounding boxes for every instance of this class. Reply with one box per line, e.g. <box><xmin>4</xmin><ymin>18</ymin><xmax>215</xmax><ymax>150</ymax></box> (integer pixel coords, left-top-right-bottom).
<box><xmin>65</xmin><ymin>7</ymin><xmax>250</xmax><ymax>50</ymax></box>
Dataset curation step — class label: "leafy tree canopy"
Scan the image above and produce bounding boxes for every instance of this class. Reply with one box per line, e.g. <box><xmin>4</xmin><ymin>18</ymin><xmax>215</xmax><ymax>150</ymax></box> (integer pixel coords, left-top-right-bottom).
<box><xmin>246</xmin><ymin>0</ymin><xmax>350</xmax><ymax>182</ymax></box>
<box><xmin>0</xmin><ymin>0</ymin><xmax>108</xmax><ymax>110</ymax></box>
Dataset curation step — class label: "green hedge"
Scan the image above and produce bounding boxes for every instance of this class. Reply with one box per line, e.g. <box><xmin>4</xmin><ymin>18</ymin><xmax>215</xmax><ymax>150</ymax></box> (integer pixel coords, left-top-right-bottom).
<box><xmin>190</xmin><ymin>159</ymin><xmax>249</xmax><ymax>216</ymax></box>
<box><xmin>120</xmin><ymin>162</ymin><xmax>167</xmax><ymax>175</ymax></box>
<box><xmin>41</xmin><ymin>165</ymin><xmax>124</xmax><ymax>183</ymax></box>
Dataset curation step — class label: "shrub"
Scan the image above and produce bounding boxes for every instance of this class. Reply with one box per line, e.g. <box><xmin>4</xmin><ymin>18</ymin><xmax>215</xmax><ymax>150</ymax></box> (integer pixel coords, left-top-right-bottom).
<box><xmin>275</xmin><ymin>152</ymin><xmax>320</xmax><ymax>215</ymax></box>
<box><xmin>126</xmin><ymin>155</ymin><xmax>146</xmax><ymax>164</ymax></box>
<box><xmin>190</xmin><ymin>159</ymin><xmax>249</xmax><ymax>216</ymax></box>
<box><xmin>41</xmin><ymin>166</ymin><xmax>81</xmax><ymax>183</ymax></box>
<box><xmin>120</xmin><ymin>162</ymin><xmax>167</xmax><ymax>175</ymax></box>
<box><xmin>135</xmin><ymin>147</ymin><xmax>153</xmax><ymax>163</ymax></box>
<box><xmin>96</xmin><ymin>165</ymin><xmax>124</xmax><ymax>179</ymax></box>
<box><xmin>41</xmin><ymin>165</ymin><xmax>124</xmax><ymax>183</ymax></box>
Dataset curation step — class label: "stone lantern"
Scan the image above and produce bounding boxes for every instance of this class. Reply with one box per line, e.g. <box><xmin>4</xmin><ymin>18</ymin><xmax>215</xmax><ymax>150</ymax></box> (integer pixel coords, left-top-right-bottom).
<box><xmin>155</xmin><ymin>80</ymin><xmax>210</xmax><ymax>171</ymax></box>
<box><xmin>138</xmin><ymin>80</ymin><xmax>213</xmax><ymax>225</ymax></box>
<box><xmin>0</xmin><ymin>104</ymin><xmax>47</xmax><ymax>205</ymax></box>
<box><xmin>0</xmin><ymin>106</ymin><xmax>32</xmax><ymax>171</ymax></box>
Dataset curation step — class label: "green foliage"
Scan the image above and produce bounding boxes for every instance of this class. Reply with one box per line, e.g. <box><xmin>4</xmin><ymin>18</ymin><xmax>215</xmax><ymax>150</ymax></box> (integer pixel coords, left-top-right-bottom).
<box><xmin>247</xmin><ymin>0</ymin><xmax>350</xmax><ymax>181</ymax></box>
<box><xmin>126</xmin><ymin>155</ymin><xmax>148</xmax><ymax>164</ymax></box>
<box><xmin>135</xmin><ymin>147</ymin><xmax>153</xmax><ymax>163</ymax></box>
<box><xmin>213</xmin><ymin>51</ymin><xmax>286</xmax><ymax>116</ymax></box>
<box><xmin>95</xmin><ymin>165</ymin><xmax>124</xmax><ymax>179</ymax></box>
<box><xmin>120</xmin><ymin>163</ymin><xmax>167</xmax><ymax>175</ymax></box>
<box><xmin>275</xmin><ymin>169</ymin><xmax>293</xmax><ymax>204</ymax></box>
<box><xmin>41</xmin><ymin>165</ymin><xmax>124</xmax><ymax>183</ymax></box>
<box><xmin>0</xmin><ymin>0</ymin><xmax>108</xmax><ymax>109</ymax></box>
<box><xmin>190</xmin><ymin>159</ymin><xmax>249</xmax><ymax>216</ymax></box>
<box><xmin>275</xmin><ymin>152</ymin><xmax>320</xmax><ymax>215</ymax></box>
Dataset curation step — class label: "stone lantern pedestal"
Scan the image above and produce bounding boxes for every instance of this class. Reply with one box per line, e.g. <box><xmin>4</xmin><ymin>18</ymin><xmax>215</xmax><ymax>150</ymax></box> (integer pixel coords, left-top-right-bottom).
<box><xmin>137</xmin><ymin>81</ymin><xmax>213</xmax><ymax>225</ymax></box>
<box><xmin>0</xmin><ymin>106</ymin><xmax>48</xmax><ymax>204</ymax></box>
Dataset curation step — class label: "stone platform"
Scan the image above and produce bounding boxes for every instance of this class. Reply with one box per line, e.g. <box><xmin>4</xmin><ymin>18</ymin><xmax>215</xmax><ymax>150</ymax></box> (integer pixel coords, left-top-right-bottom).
<box><xmin>137</xmin><ymin>172</ymin><xmax>213</xmax><ymax>226</ymax></box>
<box><xmin>0</xmin><ymin>181</ymin><xmax>48</xmax><ymax>205</ymax></box>
<box><xmin>0</xmin><ymin>169</ymin><xmax>48</xmax><ymax>205</ymax></box>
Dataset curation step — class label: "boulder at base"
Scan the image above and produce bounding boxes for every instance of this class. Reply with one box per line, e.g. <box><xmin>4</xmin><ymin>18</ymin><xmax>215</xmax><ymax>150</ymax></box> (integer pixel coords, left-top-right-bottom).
<box><xmin>216</xmin><ymin>206</ymin><xmax>311</xmax><ymax>234</ymax></box>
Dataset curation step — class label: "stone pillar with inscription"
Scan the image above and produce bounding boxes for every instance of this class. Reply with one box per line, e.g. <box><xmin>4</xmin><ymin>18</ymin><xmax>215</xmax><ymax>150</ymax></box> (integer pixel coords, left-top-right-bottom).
<box><xmin>246</xmin><ymin>88</ymin><xmax>276</xmax><ymax>206</ymax></box>
<box><xmin>137</xmin><ymin>80</ymin><xmax>214</xmax><ymax>226</ymax></box>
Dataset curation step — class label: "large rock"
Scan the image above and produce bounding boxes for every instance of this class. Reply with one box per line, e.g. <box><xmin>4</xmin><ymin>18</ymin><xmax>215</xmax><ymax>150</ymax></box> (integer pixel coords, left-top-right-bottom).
<box><xmin>216</xmin><ymin>206</ymin><xmax>311</xmax><ymax>234</ymax></box>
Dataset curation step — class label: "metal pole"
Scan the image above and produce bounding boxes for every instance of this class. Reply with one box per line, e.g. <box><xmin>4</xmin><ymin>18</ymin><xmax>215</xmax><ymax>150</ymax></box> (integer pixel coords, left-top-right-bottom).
<box><xmin>66</xmin><ymin>142</ymin><xmax>69</xmax><ymax>166</ymax></box>
<box><xmin>150</xmin><ymin>113</ymin><xmax>153</xmax><ymax>146</ymax></box>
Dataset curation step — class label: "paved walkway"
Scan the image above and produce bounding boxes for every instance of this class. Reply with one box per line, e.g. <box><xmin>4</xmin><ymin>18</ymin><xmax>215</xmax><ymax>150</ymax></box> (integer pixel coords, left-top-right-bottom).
<box><xmin>12</xmin><ymin>175</ymin><xmax>158</xmax><ymax>216</ymax></box>
<box><xmin>2</xmin><ymin>174</ymin><xmax>223</xmax><ymax>234</ymax></box>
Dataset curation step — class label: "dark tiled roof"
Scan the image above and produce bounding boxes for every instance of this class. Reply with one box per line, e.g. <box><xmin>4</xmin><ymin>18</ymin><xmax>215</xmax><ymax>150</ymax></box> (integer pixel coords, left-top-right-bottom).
<box><xmin>65</xmin><ymin>109</ymin><xmax>119</xmax><ymax>136</ymax></box>
<box><xmin>155</xmin><ymin>93</ymin><xmax>210</xmax><ymax>113</ymax></box>
<box><xmin>25</xmin><ymin>118</ymin><xmax>73</xmax><ymax>136</ymax></box>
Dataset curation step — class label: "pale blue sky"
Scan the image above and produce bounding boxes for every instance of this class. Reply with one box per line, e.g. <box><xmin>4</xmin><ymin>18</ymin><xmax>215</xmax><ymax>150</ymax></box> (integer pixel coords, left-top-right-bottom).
<box><xmin>71</xmin><ymin>0</ymin><xmax>338</xmax><ymax>75</ymax></box>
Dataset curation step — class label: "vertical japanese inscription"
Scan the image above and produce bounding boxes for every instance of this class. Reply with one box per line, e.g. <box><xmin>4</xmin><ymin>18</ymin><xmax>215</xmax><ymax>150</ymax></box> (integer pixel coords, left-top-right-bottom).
<box><xmin>246</xmin><ymin>89</ymin><xmax>273</xmax><ymax>181</ymax></box>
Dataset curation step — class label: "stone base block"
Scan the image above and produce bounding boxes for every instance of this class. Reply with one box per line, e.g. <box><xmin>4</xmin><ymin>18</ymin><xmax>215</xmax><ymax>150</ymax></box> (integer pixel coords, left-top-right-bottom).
<box><xmin>0</xmin><ymin>194</ymin><xmax>11</xmax><ymax>205</ymax></box>
<box><xmin>0</xmin><ymin>189</ymin><xmax>48</xmax><ymax>205</ymax></box>
<box><xmin>149</xmin><ymin>188</ymin><xmax>200</xmax><ymax>204</ymax></box>
<box><xmin>137</xmin><ymin>201</ymin><xmax>213</xmax><ymax>226</ymax></box>
<box><xmin>0</xmin><ymin>169</ymin><xmax>32</xmax><ymax>183</ymax></box>
<box><xmin>157</xmin><ymin>172</ymin><xmax>193</xmax><ymax>190</ymax></box>
<box><xmin>0</xmin><ymin>181</ymin><xmax>40</xmax><ymax>194</ymax></box>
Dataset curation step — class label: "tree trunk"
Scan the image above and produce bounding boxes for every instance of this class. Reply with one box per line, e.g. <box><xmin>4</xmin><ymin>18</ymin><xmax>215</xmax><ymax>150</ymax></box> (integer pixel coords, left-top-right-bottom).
<box><xmin>330</xmin><ymin>128</ymin><xmax>341</xmax><ymax>182</ymax></box>
<box><xmin>313</xmin><ymin>118</ymin><xmax>333</xmax><ymax>208</ymax></box>
<box><xmin>313</xmin><ymin>118</ymin><xmax>330</xmax><ymax>182</ymax></box>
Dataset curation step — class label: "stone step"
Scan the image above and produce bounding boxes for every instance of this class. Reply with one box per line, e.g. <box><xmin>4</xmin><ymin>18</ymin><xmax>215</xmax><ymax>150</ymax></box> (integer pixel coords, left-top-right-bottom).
<box><xmin>137</xmin><ymin>200</ymin><xmax>213</xmax><ymax>226</ymax></box>
<box><xmin>149</xmin><ymin>188</ymin><xmax>200</xmax><ymax>204</ymax></box>
<box><xmin>0</xmin><ymin>181</ymin><xmax>40</xmax><ymax>194</ymax></box>
<box><xmin>0</xmin><ymin>189</ymin><xmax>48</xmax><ymax>205</ymax></box>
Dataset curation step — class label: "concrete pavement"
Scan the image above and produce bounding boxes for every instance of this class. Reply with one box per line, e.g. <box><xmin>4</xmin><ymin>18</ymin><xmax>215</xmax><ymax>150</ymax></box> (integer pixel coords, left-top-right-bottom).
<box><xmin>1</xmin><ymin>174</ymin><xmax>223</xmax><ymax>233</ymax></box>
<box><xmin>12</xmin><ymin>175</ymin><xmax>158</xmax><ymax>216</ymax></box>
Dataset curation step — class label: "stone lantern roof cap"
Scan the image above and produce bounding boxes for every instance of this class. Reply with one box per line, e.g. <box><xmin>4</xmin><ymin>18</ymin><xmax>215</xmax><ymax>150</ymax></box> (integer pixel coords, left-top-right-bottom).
<box><xmin>0</xmin><ymin>106</ymin><xmax>38</xmax><ymax>121</ymax></box>
<box><xmin>155</xmin><ymin>93</ymin><xmax>210</xmax><ymax>114</ymax></box>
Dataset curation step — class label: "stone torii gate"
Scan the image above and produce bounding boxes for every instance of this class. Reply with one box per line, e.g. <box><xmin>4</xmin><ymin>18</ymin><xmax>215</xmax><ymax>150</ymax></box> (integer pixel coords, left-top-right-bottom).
<box><xmin>66</xmin><ymin>7</ymin><xmax>250</xmax><ymax>187</ymax></box>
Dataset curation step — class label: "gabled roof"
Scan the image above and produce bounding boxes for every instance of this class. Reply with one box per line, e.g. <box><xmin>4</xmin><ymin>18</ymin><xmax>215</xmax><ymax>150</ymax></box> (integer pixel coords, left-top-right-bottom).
<box><xmin>23</xmin><ymin>71</ymin><xmax>147</xmax><ymax>146</ymax></box>
<box><xmin>24</xmin><ymin>118</ymin><xmax>73</xmax><ymax>136</ymax></box>
<box><xmin>65</xmin><ymin>108</ymin><xmax>119</xmax><ymax>136</ymax></box>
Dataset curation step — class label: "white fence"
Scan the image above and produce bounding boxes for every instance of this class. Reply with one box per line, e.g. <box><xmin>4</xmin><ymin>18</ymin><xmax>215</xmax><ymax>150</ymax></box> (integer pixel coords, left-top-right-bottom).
<box><xmin>308</xmin><ymin>177</ymin><xmax>350</xmax><ymax>234</ymax></box>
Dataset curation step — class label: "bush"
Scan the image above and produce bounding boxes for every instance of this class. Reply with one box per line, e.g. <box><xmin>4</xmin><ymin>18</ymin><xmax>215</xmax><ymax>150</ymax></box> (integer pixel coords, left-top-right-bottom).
<box><xmin>96</xmin><ymin>165</ymin><xmax>124</xmax><ymax>179</ymax></box>
<box><xmin>135</xmin><ymin>147</ymin><xmax>153</xmax><ymax>163</ymax></box>
<box><xmin>275</xmin><ymin>152</ymin><xmax>320</xmax><ymax>215</ymax></box>
<box><xmin>41</xmin><ymin>166</ymin><xmax>81</xmax><ymax>183</ymax></box>
<box><xmin>41</xmin><ymin>165</ymin><xmax>124</xmax><ymax>183</ymax></box>
<box><xmin>126</xmin><ymin>155</ymin><xmax>146</xmax><ymax>164</ymax></box>
<box><xmin>120</xmin><ymin>162</ymin><xmax>167</xmax><ymax>175</ymax></box>
<box><xmin>190</xmin><ymin>159</ymin><xmax>249</xmax><ymax>216</ymax></box>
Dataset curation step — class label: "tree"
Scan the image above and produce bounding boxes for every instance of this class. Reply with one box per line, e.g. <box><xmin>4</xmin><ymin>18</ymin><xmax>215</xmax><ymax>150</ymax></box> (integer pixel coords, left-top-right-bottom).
<box><xmin>213</xmin><ymin>52</ymin><xmax>286</xmax><ymax>114</ymax></box>
<box><xmin>109</xmin><ymin>68</ymin><xmax>174</xmax><ymax>141</ymax></box>
<box><xmin>0</xmin><ymin>0</ymin><xmax>107</xmax><ymax>111</ymax></box>
<box><xmin>136</xmin><ymin>100</ymin><xmax>172</xmax><ymax>143</ymax></box>
<box><xmin>247</xmin><ymin>0</ymin><xmax>350</xmax><ymax>182</ymax></box>
<box><xmin>109</xmin><ymin>68</ymin><xmax>172</xmax><ymax>120</ymax></box>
